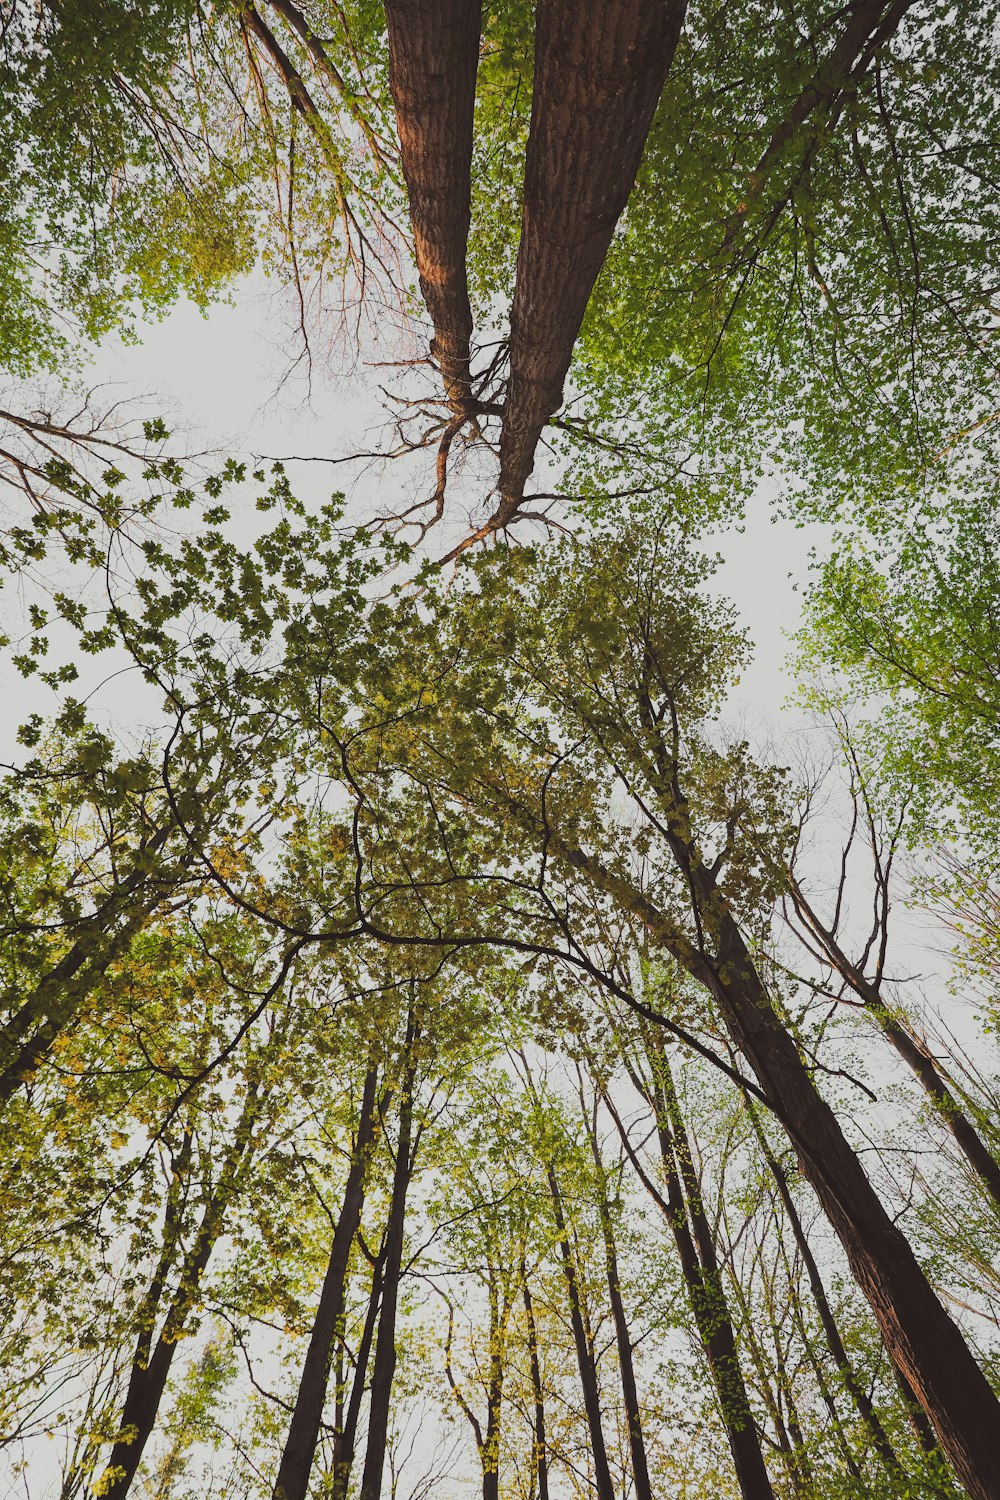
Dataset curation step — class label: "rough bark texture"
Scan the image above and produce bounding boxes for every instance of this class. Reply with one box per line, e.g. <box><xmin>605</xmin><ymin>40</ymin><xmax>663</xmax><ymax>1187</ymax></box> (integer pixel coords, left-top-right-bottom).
<box><xmin>496</xmin><ymin>0</ymin><xmax>687</xmax><ymax>518</ymax></box>
<box><xmin>273</xmin><ymin>1065</ymin><xmax>381</xmax><ymax>1500</ymax></box>
<box><xmin>546</xmin><ymin>1165</ymin><xmax>615</xmax><ymax>1500</ymax></box>
<box><xmin>383</xmin><ymin>0</ymin><xmax>481</xmax><ymax>412</ymax></box>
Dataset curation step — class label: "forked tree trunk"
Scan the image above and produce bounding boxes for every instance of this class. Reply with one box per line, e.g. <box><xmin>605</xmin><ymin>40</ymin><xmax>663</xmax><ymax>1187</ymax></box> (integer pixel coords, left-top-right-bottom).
<box><xmin>273</xmin><ymin>1065</ymin><xmax>381</xmax><ymax>1500</ymax></box>
<box><xmin>496</xmin><ymin>0</ymin><xmax>687</xmax><ymax>518</ymax></box>
<box><xmin>383</xmin><ymin>0</ymin><xmax>481</xmax><ymax>413</ymax></box>
<box><xmin>331</xmin><ymin>1249</ymin><xmax>386</xmax><ymax>1500</ymax></box>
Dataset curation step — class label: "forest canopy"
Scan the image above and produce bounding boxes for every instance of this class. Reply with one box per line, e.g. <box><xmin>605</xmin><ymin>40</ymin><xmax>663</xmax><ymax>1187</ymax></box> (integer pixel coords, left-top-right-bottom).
<box><xmin>3</xmin><ymin>3</ymin><xmax>1000</xmax><ymax>1500</ymax></box>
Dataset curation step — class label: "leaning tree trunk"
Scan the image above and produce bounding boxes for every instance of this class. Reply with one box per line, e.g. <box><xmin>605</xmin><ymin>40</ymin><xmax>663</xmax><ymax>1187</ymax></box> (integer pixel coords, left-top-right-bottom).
<box><xmin>273</xmin><ymin>1065</ymin><xmax>381</xmax><ymax>1500</ymax></box>
<box><xmin>495</xmin><ymin>0</ymin><xmax>687</xmax><ymax>520</ymax></box>
<box><xmin>383</xmin><ymin>0</ymin><xmax>481</xmax><ymax>414</ymax></box>
<box><xmin>552</xmin><ymin>827</ymin><xmax>1000</xmax><ymax>1500</ymax></box>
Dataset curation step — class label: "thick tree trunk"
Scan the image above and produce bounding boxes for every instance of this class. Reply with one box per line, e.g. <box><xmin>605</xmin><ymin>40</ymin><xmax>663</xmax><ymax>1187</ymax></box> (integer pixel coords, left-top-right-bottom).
<box><xmin>273</xmin><ymin>1065</ymin><xmax>381</xmax><ymax>1500</ymax></box>
<box><xmin>495</xmin><ymin>0</ymin><xmax>686</xmax><ymax>519</ymax></box>
<box><xmin>746</xmin><ymin>1097</ymin><xmax>904</xmax><ymax>1476</ymax></box>
<box><xmin>358</xmin><ymin>1023</ymin><xmax>417</xmax><ymax>1500</ymax></box>
<box><xmin>383</xmin><ymin>0</ymin><xmax>481</xmax><ymax>413</ymax></box>
<box><xmin>521</xmin><ymin>1266</ymin><xmax>550</xmax><ymax>1500</ymax></box>
<box><xmin>636</xmin><ymin>1046</ymin><xmax>776</xmax><ymax>1500</ymax></box>
<box><xmin>694</xmin><ymin>897</ymin><xmax>1000</xmax><ymax>1500</ymax></box>
<box><xmin>98</xmin><ymin>1090</ymin><xmax>260</xmax><ymax>1500</ymax></box>
<box><xmin>545</xmin><ymin>1165</ymin><xmax>615</xmax><ymax>1500</ymax></box>
<box><xmin>554</xmin><ymin>830</ymin><xmax>1000</xmax><ymax>1500</ymax></box>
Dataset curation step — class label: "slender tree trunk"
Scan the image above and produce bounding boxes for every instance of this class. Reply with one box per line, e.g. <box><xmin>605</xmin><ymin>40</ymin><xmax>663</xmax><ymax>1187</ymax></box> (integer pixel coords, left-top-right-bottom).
<box><xmin>496</xmin><ymin>0</ymin><xmax>686</xmax><ymax>518</ymax></box>
<box><xmin>1</xmin><ymin>827</ymin><xmax>178</xmax><ymax>1102</ymax></box>
<box><xmin>273</xmin><ymin>1064</ymin><xmax>381</xmax><ymax>1500</ymax></box>
<box><xmin>545</xmin><ymin>1165</ymin><xmax>615</xmax><ymax>1500</ymax></box>
<box><xmin>555</xmin><ymin>828</ymin><xmax>1000</xmax><ymax>1499</ymax></box>
<box><xmin>383</xmin><ymin>0</ymin><xmax>481</xmax><ymax>413</ymax></box>
<box><xmin>745</xmin><ymin>1095</ymin><xmax>904</xmax><ymax>1475</ymax></box>
<box><xmin>521</xmin><ymin>1265</ymin><xmax>550</xmax><ymax>1500</ymax></box>
<box><xmin>582</xmin><ymin>1107</ymin><xmax>652</xmax><ymax>1500</ymax></box>
<box><xmin>98</xmin><ymin>1089</ymin><xmax>260</xmax><ymax>1500</ymax></box>
<box><xmin>358</xmin><ymin>1020</ymin><xmax>417</xmax><ymax>1500</ymax></box>
<box><xmin>331</xmin><ymin>1250</ymin><xmax>385</xmax><ymax>1500</ymax></box>
<box><xmin>620</xmin><ymin>1042</ymin><xmax>775</xmax><ymax>1500</ymax></box>
<box><xmin>791</xmin><ymin>885</ymin><xmax>1000</xmax><ymax>1211</ymax></box>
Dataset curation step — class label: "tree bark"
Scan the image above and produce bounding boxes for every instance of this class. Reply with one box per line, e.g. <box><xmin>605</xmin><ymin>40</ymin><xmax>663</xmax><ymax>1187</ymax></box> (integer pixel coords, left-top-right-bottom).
<box><xmin>331</xmin><ymin>1248</ymin><xmax>385</xmax><ymax>1500</ymax></box>
<box><xmin>495</xmin><ymin>0</ymin><xmax>686</xmax><ymax>519</ymax></box>
<box><xmin>745</xmin><ymin>1096</ymin><xmax>904</xmax><ymax>1476</ymax></box>
<box><xmin>582</xmin><ymin>1107</ymin><xmax>652</xmax><ymax>1500</ymax></box>
<box><xmin>358</xmin><ymin>1018</ymin><xmax>417</xmax><ymax>1500</ymax></box>
<box><xmin>634</xmin><ymin>1045</ymin><xmax>776</xmax><ymax>1500</ymax></box>
<box><xmin>545</xmin><ymin>1164</ymin><xmax>615</xmax><ymax>1500</ymax></box>
<box><xmin>552</xmin><ymin>829</ymin><xmax>1000</xmax><ymax>1500</ymax></box>
<box><xmin>273</xmin><ymin>1064</ymin><xmax>381</xmax><ymax>1500</ymax></box>
<box><xmin>383</xmin><ymin>0</ymin><xmax>481</xmax><ymax>413</ymax></box>
<box><xmin>521</xmin><ymin>1265</ymin><xmax>550</xmax><ymax>1500</ymax></box>
<box><xmin>98</xmin><ymin>1088</ymin><xmax>260</xmax><ymax>1500</ymax></box>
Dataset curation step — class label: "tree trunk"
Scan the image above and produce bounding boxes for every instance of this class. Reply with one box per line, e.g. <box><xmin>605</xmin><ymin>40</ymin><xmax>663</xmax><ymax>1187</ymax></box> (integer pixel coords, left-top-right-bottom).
<box><xmin>331</xmin><ymin>1249</ymin><xmax>385</xmax><ymax>1500</ymax></box>
<box><xmin>521</xmin><ymin>1265</ymin><xmax>550</xmax><ymax>1500</ymax></box>
<box><xmin>583</xmin><ymin>1108</ymin><xmax>652</xmax><ymax>1500</ymax></box>
<box><xmin>98</xmin><ymin>1088</ymin><xmax>260</xmax><ymax>1500</ymax></box>
<box><xmin>383</xmin><ymin>0</ymin><xmax>481</xmax><ymax>413</ymax></box>
<box><xmin>635</xmin><ymin>1046</ymin><xmax>776</xmax><ymax>1500</ymax></box>
<box><xmin>358</xmin><ymin>1018</ymin><xmax>417</xmax><ymax>1500</ymax></box>
<box><xmin>545</xmin><ymin>1164</ymin><xmax>615</xmax><ymax>1500</ymax></box>
<box><xmin>554</xmin><ymin>827</ymin><xmax>1000</xmax><ymax>1500</ymax></box>
<box><xmin>496</xmin><ymin>0</ymin><xmax>686</xmax><ymax>518</ymax></box>
<box><xmin>273</xmin><ymin>1064</ymin><xmax>381</xmax><ymax>1500</ymax></box>
<box><xmin>746</xmin><ymin>1095</ymin><xmax>903</xmax><ymax>1476</ymax></box>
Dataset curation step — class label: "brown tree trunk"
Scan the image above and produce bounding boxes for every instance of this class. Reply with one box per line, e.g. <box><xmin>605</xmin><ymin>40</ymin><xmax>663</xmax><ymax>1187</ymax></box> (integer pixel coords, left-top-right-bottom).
<box><xmin>545</xmin><ymin>1165</ymin><xmax>615</xmax><ymax>1500</ymax></box>
<box><xmin>633</xmin><ymin>1047</ymin><xmax>777</xmax><ymax>1500</ymax></box>
<box><xmin>331</xmin><ymin>1249</ymin><xmax>385</xmax><ymax>1500</ymax></box>
<box><xmin>383</xmin><ymin>0</ymin><xmax>481</xmax><ymax>413</ymax></box>
<box><xmin>521</xmin><ymin>1265</ymin><xmax>550</xmax><ymax>1500</ymax></box>
<box><xmin>273</xmin><ymin>1064</ymin><xmax>381</xmax><ymax>1500</ymax></box>
<box><xmin>496</xmin><ymin>0</ymin><xmax>686</xmax><ymax>519</ymax></box>
<box><xmin>583</xmin><ymin>1107</ymin><xmax>652</xmax><ymax>1500</ymax></box>
<box><xmin>552</xmin><ymin>829</ymin><xmax>1000</xmax><ymax>1500</ymax></box>
<box><xmin>98</xmin><ymin>1090</ymin><xmax>260</xmax><ymax>1500</ymax></box>
<box><xmin>745</xmin><ymin>1096</ymin><xmax>904</xmax><ymax>1476</ymax></box>
<box><xmin>358</xmin><ymin>1018</ymin><xmax>418</xmax><ymax>1500</ymax></box>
